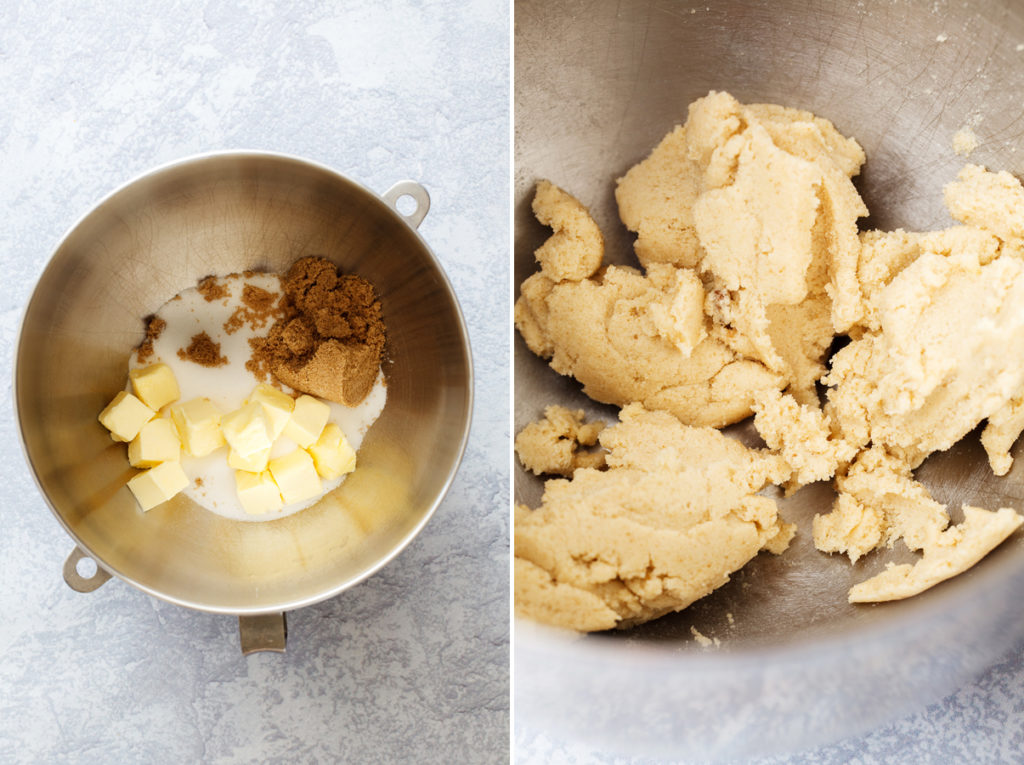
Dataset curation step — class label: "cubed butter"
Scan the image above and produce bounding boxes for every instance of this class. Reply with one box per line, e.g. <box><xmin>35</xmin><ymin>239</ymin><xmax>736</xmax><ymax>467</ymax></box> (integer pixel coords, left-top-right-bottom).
<box><xmin>234</xmin><ymin>469</ymin><xmax>284</xmax><ymax>515</ymax></box>
<box><xmin>99</xmin><ymin>390</ymin><xmax>155</xmax><ymax>442</ymax></box>
<box><xmin>170</xmin><ymin>398</ymin><xmax>225</xmax><ymax>457</ymax></box>
<box><xmin>127</xmin><ymin>461</ymin><xmax>190</xmax><ymax>512</ymax></box>
<box><xmin>283</xmin><ymin>395</ymin><xmax>330</xmax><ymax>448</ymax></box>
<box><xmin>228</xmin><ymin>446</ymin><xmax>271</xmax><ymax>473</ymax></box>
<box><xmin>128</xmin><ymin>418</ymin><xmax>181</xmax><ymax>468</ymax></box>
<box><xmin>221</xmin><ymin>402</ymin><xmax>274</xmax><ymax>458</ymax></box>
<box><xmin>268</xmin><ymin>448</ymin><xmax>322</xmax><ymax>504</ymax></box>
<box><xmin>249</xmin><ymin>383</ymin><xmax>294</xmax><ymax>440</ymax></box>
<box><xmin>308</xmin><ymin>423</ymin><xmax>357</xmax><ymax>480</ymax></box>
<box><xmin>129</xmin><ymin>363</ymin><xmax>180</xmax><ymax>411</ymax></box>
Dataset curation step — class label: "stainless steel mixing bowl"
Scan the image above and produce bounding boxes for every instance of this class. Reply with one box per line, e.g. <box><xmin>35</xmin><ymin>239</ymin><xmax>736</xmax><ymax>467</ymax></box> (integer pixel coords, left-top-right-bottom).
<box><xmin>516</xmin><ymin>0</ymin><xmax>1024</xmax><ymax>757</ymax></box>
<box><xmin>16</xmin><ymin>152</ymin><xmax>472</xmax><ymax>652</ymax></box>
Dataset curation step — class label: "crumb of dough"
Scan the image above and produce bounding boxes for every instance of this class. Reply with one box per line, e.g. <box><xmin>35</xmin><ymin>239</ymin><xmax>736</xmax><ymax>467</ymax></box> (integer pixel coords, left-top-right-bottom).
<box><xmin>514</xmin><ymin>404</ymin><xmax>794</xmax><ymax>632</ymax></box>
<box><xmin>981</xmin><ymin>392</ymin><xmax>1024</xmax><ymax>476</ymax></box>
<box><xmin>516</xmin><ymin>91</ymin><xmax>869</xmax><ymax>430</ymax></box>
<box><xmin>752</xmin><ymin>389</ymin><xmax>857</xmax><ymax>491</ymax></box>
<box><xmin>813</xmin><ymin>491</ymin><xmax>885</xmax><ymax>564</ymax></box>
<box><xmin>943</xmin><ymin>163</ymin><xmax>1024</xmax><ymax>244</ymax></box>
<box><xmin>690</xmin><ymin>626</ymin><xmax>719</xmax><ymax>647</ymax></box>
<box><xmin>813</xmin><ymin>447</ymin><xmax>949</xmax><ymax>563</ymax></box>
<box><xmin>530</xmin><ymin>180</ymin><xmax>604</xmax><ymax>282</ymax></box>
<box><xmin>763</xmin><ymin>521</ymin><xmax>798</xmax><ymax>555</ymax></box>
<box><xmin>515</xmin><ymin>405</ymin><xmax>606</xmax><ymax>477</ymax></box>
<box><xmin>848</xmin><ymin>506</ymin><xmax>1022</xmax><ymax>602</ymax></box>
<box><xmin>952</xmin><ymin>127</ymin><xmax>979</xmax><ymax>157</ymax></box>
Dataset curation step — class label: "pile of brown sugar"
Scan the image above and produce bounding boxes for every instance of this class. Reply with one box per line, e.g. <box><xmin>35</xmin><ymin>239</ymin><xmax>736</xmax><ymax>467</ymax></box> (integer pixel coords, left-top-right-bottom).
<box><xmin>197</xmin><ymin>275</ymin><xmax>229</xmax><ymax>302</ymax></box>
<box><xmin>136</xmin><ymin>315</ymin><xmax>167</xmax><ymax>363</ymax></box>
<box><xmin>224</xmin><ymin>284</ymin><xmax>286</xmax><ymax>334</ymax></box>
<box><xmin>248</xmin><ymin>256</ymin><xmax>386</xmax><ymax>405</ymax></box>
<box><xmin>178</xmin><ymin>331</ymin><xmax>228</xmax><ymax>367</ymax></box>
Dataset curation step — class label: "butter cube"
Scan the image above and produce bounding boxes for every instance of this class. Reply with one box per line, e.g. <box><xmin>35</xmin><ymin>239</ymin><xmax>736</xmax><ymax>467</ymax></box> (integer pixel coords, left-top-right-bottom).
<box><xmin>129</xmin><ymin>363</ymin><xmax>180</xmax><ymax>411</ymax></box>
<box><xmin>128</xmin><ymin>418</ymin><xmax>181</xmax><ymax>468</ymax></box>
<box><xmin>269</xmin><ymin>448</ymin><xmax>322</xmax><ymax>504</ymax></box>
<box><xmin>308</xmin><ymin>423</ymin><xmax>357</xmax><ymax>480</ymax></box>
<box><xmin>228</xmin><ymin>446</ymin><xmax>271</xmax><ymax>473</ymax></box>
<box><xmin>99</xmin><ymin>390</ymin><xmax>155</xmax><ymax>442</ymax></box>
<box><xmin>221</xmin><ymin>402</ymin><xmax>274</xmax><ymax>457</ymax></box>
<box><xmin>283</xmin><ymin>395</ymin><xmax>330</xmax><ymax>448</ymax></box>
<box><xmin>170</xmin><ymin>398</ymin><xmax>225</xmax><ymax>457</ymax></box>
<box><xmin>235</xmin><ymin>470</ymin><xmax>284</xmax><ymax>515</ymax></box>
<box><xmin>127</xmin><ymin>461</ymin><xmax>190</xmax><ymax>512</ymax></box>
<box><xmin>249</xmin><ymin>384</ymin><xmax>294</xmax><ymax>440</ymax></box>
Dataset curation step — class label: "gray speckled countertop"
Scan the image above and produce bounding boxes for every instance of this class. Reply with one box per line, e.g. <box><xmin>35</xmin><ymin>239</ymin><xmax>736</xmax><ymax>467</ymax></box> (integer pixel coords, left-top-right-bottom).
<box><xmin>0</xmin><ymin>2</ymin><xmax>508</xmax><ymax>763</ymax></box>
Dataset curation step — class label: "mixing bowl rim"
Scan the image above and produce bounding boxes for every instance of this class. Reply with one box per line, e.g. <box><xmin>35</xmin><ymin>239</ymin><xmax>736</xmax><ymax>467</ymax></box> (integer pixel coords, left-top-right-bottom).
<box><xmin>13</xmin><ymin>149</ymin><xmax>475</xmax><ymax>615</ymax></box>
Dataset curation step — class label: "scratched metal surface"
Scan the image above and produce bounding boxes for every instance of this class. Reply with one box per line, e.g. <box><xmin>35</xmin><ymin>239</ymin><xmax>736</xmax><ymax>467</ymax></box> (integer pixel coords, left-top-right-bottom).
<box><xmin>514</xmin><ymin>0</ymin><xmax>1024</xmax><ymax>758</ymax></box>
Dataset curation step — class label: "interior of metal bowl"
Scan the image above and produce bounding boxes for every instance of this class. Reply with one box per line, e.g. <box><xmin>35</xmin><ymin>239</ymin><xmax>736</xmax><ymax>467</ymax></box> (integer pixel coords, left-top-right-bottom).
<box><xmin>516</xmin><ymin>0</ymin><xmax>1024</xmax><ymax>755</ymax></box>
<box><xmin>17</xmin><ymin>153</ymin><xmax>471</xmax><ymax>614</ymax></box>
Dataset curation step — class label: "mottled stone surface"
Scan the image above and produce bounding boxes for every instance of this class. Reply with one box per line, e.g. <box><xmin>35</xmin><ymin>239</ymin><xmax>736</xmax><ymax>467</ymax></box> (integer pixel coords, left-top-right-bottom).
<box><xmin>0</xmin><ymin>1</ymin><xmax>508</xmax><ymax>763</ymax></box>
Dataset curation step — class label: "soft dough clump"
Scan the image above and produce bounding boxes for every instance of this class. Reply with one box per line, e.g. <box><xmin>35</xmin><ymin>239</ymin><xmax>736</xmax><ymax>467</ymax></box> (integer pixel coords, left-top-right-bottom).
<box><xmin>617</xmin><ymin>91</ymin><xmax>868</xmax><ymax>395</ymax></box>
<box><xmin>516</xmin><ymin>90</ymin><xmax>1024</xmax><ymax>626</ymax></box>
<box><xmin>752</xmin><ymin>389</ymin><xmax>857</xmax><ymax>492</ymax></box>
<box><xmin>516</xmin><ymin>257</ymin><xmax>786</xmax><ymax>428</ymax></box>
<box><xmin>514</xmin><ymin>404</ymin><xmax>793</xmax><ymax>631</ymax></box>
<box><xmin>516</xmin><ymin>91</ymin><xmax>869</xmax><ymax>428</ymax></box>
<box><xmin>530</xmin><ymin>180</ymin><xmax>605</xmax><ymax>282</ymax></box>
<box><xmin>806</xmin><ymin>164</ymin><xmax>1024</xmax><ymax>600</ymax></box>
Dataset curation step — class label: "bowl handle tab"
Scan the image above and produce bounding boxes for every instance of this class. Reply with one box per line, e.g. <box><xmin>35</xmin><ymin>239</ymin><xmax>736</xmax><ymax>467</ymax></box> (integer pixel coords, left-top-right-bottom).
<box><xmin>382</xmin><ymin>180</ymin><xmax>430</xmax><ymax>230</ymax></box>
<box><xmin>239</xmin><ymin>613</ymin><xmax>288</xmax><ymax>655</ymax></box>
<box><xmin>62</xmin><ymin>546</ymin><xmax>112</xmax><ymax>593</ymax></box>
